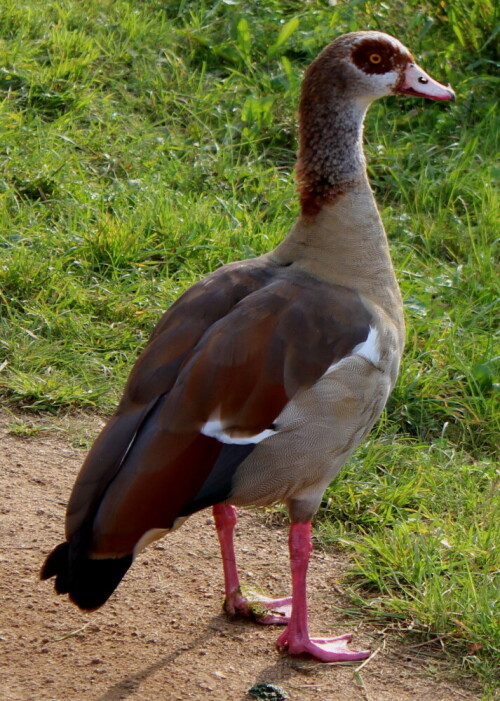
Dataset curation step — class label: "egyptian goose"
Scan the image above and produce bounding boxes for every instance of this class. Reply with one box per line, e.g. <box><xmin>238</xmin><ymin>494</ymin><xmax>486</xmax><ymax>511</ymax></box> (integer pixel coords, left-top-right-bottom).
<box><xmin>41</xmin><ymin>31</ymin><xmax>455</xmax><ymax>662</ymax></box>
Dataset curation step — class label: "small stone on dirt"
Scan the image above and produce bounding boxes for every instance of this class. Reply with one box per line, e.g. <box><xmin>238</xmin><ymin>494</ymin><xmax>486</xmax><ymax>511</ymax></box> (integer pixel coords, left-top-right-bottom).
<box><xmin>248</xmin><ymin>683</ymin><xmax>288</xmax><ymax>700</ymax></box>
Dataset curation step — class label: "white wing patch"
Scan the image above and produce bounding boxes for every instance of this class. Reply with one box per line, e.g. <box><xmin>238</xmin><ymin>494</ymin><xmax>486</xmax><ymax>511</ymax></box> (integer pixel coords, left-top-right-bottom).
<box><xmin>133</xmin><ymin>527</ymin><xmax>170</xmax><ymax>556</ymax></box>
<box><xmin>133</xmin><ymin>517</ymin><xmax>189</xmax><ymax>556</ymax></box>
<box><xmin>201</xmin><ymin>418</ymin><xmax>276</xmax><ymax>445</ymax></box>
<box><xmin>322</xmin><ymin>326</ymin><xmax>380</xmax><ymax>378</ymax></box>
<box><xmin>352</xmin><ymin>326</ymin><xmax>380</xmax><ymax>364</ymax></box>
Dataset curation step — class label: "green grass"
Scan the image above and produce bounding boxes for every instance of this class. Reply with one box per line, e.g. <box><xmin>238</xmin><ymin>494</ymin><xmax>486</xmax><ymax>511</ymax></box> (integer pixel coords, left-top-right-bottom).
<box><xmin>0</xmin><ymin>0</ymin><xmax>498</xmax><ymax>693</ymax></box>
<box><xmin>316</xmin><ymin>435</ymin><xmax>499</xmax><ymax>694</ymax></box>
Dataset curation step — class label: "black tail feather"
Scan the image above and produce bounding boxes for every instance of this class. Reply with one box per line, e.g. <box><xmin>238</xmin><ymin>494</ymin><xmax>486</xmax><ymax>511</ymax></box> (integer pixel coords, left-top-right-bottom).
<box><xmin>41</xmin><ymin>542</ymin><xmax>133</xmax><ymax>611</ymax></box>
<box><xmin>40</xmin><ymin>542</ymin><xmax>70</xmax><ymax>587</ymax></box>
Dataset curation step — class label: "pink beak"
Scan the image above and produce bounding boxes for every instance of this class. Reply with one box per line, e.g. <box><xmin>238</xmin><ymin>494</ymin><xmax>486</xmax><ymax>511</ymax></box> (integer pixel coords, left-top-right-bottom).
<box><xmin>397</xmin><ymin>63</ymin><xmax>455</xmax><ymax>102</ymax></box>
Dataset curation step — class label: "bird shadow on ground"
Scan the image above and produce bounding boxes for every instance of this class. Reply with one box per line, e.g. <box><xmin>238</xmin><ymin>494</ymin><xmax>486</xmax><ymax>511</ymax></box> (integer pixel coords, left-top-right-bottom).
<box><xmin>95</xmin><ymin>611</ymin><xmax>311</xmax><ymax>701</ymax></box>
<box><xmin>96</xmin><ymin>626</ymin><xmax>220</xmax><ymax>701</ymax></box>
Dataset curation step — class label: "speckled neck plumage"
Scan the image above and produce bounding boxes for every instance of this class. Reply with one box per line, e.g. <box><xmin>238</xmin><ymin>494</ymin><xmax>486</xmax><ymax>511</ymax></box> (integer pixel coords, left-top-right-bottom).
<box><xmin>297</xmin><ymin>96</ymin><xmax>368</xmax><ymax>216</ymax></box>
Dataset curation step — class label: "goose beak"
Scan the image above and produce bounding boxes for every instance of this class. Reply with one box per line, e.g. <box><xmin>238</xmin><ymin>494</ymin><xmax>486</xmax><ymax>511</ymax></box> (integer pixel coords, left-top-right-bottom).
<box><xmin>397</xmin><ymin>63</ymin><xmax>455</xmax><ymax>101</ymax></box>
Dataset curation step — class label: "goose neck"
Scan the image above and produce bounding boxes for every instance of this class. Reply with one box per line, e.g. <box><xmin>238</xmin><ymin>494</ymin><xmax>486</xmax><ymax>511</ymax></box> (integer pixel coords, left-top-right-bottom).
<box><xmin>297</xmin><ymin>95</ymin><xmax>370</xmax><ymax>216</ymax></box>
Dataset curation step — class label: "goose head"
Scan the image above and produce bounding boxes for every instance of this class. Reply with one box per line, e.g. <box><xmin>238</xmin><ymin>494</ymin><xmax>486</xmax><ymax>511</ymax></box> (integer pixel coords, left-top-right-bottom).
<box><xmin>303</xmin><ymin>31</ymin><xmax>455</xmax><ymax>105</ymax></box>
<box><xmin>297</xmin><ymin>31</ymin><xmax>455</xmax><ymax>216</ymax></box>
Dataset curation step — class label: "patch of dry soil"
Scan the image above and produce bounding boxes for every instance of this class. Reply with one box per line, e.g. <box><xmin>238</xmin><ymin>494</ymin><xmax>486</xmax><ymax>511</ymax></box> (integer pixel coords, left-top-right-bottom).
<box><xmin>0</xmin><ymin>411</ymin><xmax>480</xmax><ymax>700</ymax></box>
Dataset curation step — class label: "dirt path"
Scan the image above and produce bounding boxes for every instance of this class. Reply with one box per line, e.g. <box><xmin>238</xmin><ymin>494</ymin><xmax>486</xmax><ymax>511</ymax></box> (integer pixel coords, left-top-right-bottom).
<box><xmin>0</xmin><ymin>411</ymin><xmax>480</xmax><ymax>700</ymax></box>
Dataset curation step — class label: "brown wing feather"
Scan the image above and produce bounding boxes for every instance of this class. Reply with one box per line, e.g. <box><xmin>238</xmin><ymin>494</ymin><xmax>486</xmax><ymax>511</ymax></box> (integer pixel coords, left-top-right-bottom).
<box><xmin>164</xmin><ymin>271</ymin><xmax>371</xmax><ymax>434</ymax></box>
<box><xmin>66</xmin><ymin>259</ymin><xmax>372</xmax><ymax>557</ymax></box>
<box><xmin>66</xmin><ymin>260</ymin><xmax>273</xmax><ymax>540</ymax></box>
<box><xmin>92</xmin><ymin>427</ymin><xmax>221</xmax><ymax>555</ymax></box>
<box><xmin>122</xmin><ymin>262</ymin><xmax>275</xmax><ymax>406</ymax></box>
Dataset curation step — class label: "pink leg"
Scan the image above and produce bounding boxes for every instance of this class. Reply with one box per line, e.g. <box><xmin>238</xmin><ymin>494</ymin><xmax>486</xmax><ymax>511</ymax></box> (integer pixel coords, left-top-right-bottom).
<box><xmin>213</xmin><ymin>504</ymin><xmax>291</xmax><ymax>625</ymax></box>
<box><xmin>276</xmin><ymin>521</ymin><xmax>370</xmax><ymax>661</ymax></box>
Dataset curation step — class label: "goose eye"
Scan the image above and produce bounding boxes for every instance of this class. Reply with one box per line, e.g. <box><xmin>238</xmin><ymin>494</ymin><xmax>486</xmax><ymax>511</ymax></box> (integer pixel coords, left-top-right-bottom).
<box><xmin>369</xmin><ymin>53</ymin><xmax>382</xmax><ymax>64</ymax></box>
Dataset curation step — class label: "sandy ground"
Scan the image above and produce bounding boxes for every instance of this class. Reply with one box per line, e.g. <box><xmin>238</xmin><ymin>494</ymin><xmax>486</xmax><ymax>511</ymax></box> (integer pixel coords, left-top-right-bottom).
<box><xmin>0</xmin><ymin>410</ymin><xmax>482</xmax><ymax>701</ymax></box>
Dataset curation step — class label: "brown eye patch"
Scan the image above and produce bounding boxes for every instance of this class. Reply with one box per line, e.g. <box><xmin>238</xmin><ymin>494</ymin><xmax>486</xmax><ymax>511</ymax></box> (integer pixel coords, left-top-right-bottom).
<box><xmin>351</xmin><ymin>38</ymin><xmax>409</xmax><ymax>75</ymax></box>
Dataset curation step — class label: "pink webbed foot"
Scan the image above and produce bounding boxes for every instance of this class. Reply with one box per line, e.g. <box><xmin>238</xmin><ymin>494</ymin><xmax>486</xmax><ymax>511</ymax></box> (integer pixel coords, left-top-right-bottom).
<box><xmin>224</xmin><ymin>588</ymin><xmax>291</xmax><ymax>625</ymax></box>
<box><xmin>223</xmin><ymin>586</ymin><xmax>252</xmax><ymax>618</ymax></box>
<box><xmin>276</xmin><ymin>628</ymin><xmax>370</xmax><ymax>662</ymax></box>
<box><xmin>213</xmin><ymin>505</ymin><xmax>291</xmax><ymax>625</ymax></box>
<box><xmin>245</xmin><ymin>593</ymin><xmax>292</xmax><ymax>625</ymax></box>
<box><xmin>278</xmin><ymin>521</ymin><xmax>370</xmax><ymax>662</ymax></box>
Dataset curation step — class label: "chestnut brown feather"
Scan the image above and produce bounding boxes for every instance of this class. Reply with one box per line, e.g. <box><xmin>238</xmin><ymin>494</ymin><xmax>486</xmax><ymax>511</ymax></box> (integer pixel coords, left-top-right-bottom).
<box><xmin>351</xmin><ymin>37</ymin><xmax>411</xmax><ymax>74</ymax></box>
<box><xmin>91</xmin><ymin>427</ymin><xmax>222</xmax><ymax>555</ymax></box>
<box><xmin>59</xmin><ymin>258</ymin><xmax>371</xmax><ymax>563</ymax></box>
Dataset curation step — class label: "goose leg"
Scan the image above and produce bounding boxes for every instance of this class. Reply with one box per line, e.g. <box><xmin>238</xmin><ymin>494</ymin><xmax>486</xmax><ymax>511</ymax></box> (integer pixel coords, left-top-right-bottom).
<box><xmin>276</xmin><ymin>521</ymin><xmax>370</xmax><ymax>661</ymax></box>
<box><xmin>213</xmin><ymin>504</ymin><xmax>291</xmax><ymax>624</ymax></box>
